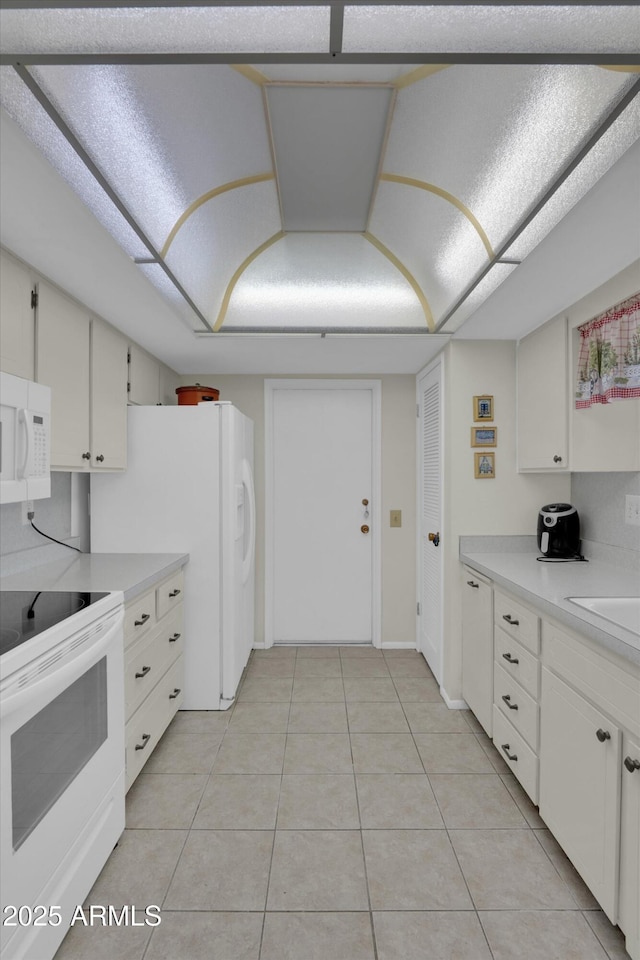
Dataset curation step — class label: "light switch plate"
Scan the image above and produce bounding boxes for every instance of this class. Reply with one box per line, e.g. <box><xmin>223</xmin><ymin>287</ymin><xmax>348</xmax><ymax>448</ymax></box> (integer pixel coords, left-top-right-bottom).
<box><xmin>390</xmin><ymin>509</ymin><xmax>402</xmax><ymax>528</ymax></box>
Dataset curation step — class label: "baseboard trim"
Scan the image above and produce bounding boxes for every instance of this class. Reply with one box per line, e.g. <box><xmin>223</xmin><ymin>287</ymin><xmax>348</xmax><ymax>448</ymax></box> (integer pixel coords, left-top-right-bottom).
<box><xmin>439</xmin><ymin>688</ymin><xmax>469</xmax><ymax>711</ymax></box>
<box><xmin>381</xmin><ymin>642</ymin><xmax>417</xmax><ymax>650</ymax></box>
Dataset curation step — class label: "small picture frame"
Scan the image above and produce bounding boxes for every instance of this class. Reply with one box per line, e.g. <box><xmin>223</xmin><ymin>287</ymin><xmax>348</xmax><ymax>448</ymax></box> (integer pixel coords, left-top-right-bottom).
<box><xmin>474</xmin><ymin>452</ymin><xmax>495</xmax><ymax>479</ymax></box>
<box><xmin>471</xmin><ymin>426</ymin><xmax>498</xmax><ymax>447</ymax></box>
<box><xmin>473</xmin><ymin>395</ymin><xmax>494</xmax><ymax>421</ymax></box>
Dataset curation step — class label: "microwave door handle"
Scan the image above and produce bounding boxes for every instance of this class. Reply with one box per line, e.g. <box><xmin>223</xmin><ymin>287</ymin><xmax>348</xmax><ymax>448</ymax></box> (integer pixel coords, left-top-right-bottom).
<box><xmin>17</xmin><ymin>408</ymin><xmax>33</xmax><ymax>479</ymax></box>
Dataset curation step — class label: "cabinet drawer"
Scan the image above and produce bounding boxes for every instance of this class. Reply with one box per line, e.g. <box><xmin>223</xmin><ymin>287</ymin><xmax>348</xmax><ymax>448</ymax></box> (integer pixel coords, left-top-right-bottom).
<box><xmin>125</xmin><ymin>656</ymin><xmax>184</xmax><ymax>791</ymax></box>
<box><xmin>156</xmin><ymin>571</ymin><xmax>184</xmax><ymax>620</ymax></box>
<box><xmin>494</xmin><ymin>626</ymin><xmax>540</xmax><ymax>699</ymax></box>
<box><xmin>124</xmin><ymin>606</ymin><xmax>183</xmax><ymax>720</ymax></box>
<box><xmin>494</xmin><ymin>661</ymin><xmax>539</xmax><ymax>751</ymax></box>
<box><xmin>124</xmin><ymin>588</ymin><xmax>156</xmax><ymax>645</ymax></box>
<box><xmin>492</xmin><ymin>705</ymin><xmax>539</xmax><ymax>804</ymax></box>
<box><xmin>494</xmin><ymin>590</ymin><xmax>539</xmax><ymax>654</ymax></box>
<box><xmin>542</xmin><ymin>620</ymin><xmax>640</xmax><ymax>738</ymax></box>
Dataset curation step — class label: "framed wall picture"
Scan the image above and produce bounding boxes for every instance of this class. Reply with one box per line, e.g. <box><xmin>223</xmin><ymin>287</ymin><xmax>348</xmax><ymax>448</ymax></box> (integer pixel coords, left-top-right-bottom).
<box><xmin>471</xmin><ymin>426</ymin><xmax>498</xmax><ymax>447</ymax></box>
<box><xmin>473</xmin><ymin>395</ymin><xmax>494</xmax><ymax>421</ymax></box>
<box><xmin>474</xmin><ymin>452</ymin><xmax>495</xmax><ymax>478</ymax></box>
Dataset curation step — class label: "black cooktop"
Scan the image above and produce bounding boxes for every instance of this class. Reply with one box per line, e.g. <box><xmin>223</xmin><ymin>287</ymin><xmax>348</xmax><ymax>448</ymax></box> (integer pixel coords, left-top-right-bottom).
<box><xmin>0</xmin><ymin>591</ymin><xmax>109</xmax><ymax>656</ymax></box>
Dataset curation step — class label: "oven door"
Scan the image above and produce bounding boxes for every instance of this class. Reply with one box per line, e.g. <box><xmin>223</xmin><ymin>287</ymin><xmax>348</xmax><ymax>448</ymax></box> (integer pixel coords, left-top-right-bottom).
<box><xmin>0</xmin><ymin>607</ymin><xmax>125</xmax><ymax>960</ymax></box>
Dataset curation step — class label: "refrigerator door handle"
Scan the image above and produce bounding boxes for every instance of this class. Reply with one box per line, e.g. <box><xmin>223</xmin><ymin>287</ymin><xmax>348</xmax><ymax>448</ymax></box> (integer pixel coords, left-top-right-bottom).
<box><xmin>241</xmin><ymin>457</ymin><xmax>256</xmax><ymax>585</ymax></box>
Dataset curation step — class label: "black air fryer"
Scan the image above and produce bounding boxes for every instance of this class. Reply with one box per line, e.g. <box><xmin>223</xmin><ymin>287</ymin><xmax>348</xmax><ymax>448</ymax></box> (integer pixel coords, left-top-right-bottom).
<box><xmin>537</xmin><ymin>503</ymin><xmax>581</xmax><ymax>560</ymax></box>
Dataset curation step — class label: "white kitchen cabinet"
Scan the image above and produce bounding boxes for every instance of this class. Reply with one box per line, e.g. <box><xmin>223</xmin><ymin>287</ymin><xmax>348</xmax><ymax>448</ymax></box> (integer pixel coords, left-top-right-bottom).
<box><xmin>0</xmin><ymin>249</ymin><xmax>35</xmax><ymax>380</ymax></box>
<box><xmin>539</xmin><ymin>666</ymin><xmax>621</xmax><ymax>919</ymax></box>
<box><xmin>91</xmin><ymin>318</ymin><xmax>128</xmax><ymax>469</ymax></box>
<box><xmin>36</xmin><ymin>281</ymin><xmax>127</xmax><ymax>470</ymax></box>
<box><xmin>124</xmin><ymin>569</ymin><xmax>185</xmax><ymax>791</ymax></box>
<box><xmin>492</xmin><ymin>588</ymin><xmax>541</xmax><ymax>803</ymax></box>
<box><xmin>128</xmin><ymin>342</ymin><xmax>160</xmax><ymax>406</ymax></box>
<box><xmin>517</xmin><ymin>314</ymin><xmax>569</xmax><ymax>472</ymax></box>
<box><xmin>620</xmin><ymin>733</ymin><xmax>640</xmax><ymax>960</ymax></box>
<box><xmin>461</xmin><ymin>566</ymin><xmax>493</xmax><ymax>734</ymax></box>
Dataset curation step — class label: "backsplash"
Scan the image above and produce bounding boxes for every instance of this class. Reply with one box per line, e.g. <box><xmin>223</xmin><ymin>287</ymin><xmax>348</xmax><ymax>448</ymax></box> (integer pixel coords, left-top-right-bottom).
<box><xmin>0</xmin><ymin>473</ymin><xmax>90</xmax><ymax>575</ymax></box>
<box><xmin>571</xmin><ymin>472</ymin><xmax>640</xmax><ymax>555</ymax></box>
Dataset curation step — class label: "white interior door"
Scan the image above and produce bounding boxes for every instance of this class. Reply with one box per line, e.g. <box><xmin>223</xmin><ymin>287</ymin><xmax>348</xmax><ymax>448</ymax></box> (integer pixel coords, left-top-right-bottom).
<box><xmin>417</xmin><ymin>360</ymin><xmax>443</xmax><ymax>682</ymax></box>
<box><xmin>266</xmin><ymin>380</ymin><xmax>380</xmax><ymax>646</ymax></box>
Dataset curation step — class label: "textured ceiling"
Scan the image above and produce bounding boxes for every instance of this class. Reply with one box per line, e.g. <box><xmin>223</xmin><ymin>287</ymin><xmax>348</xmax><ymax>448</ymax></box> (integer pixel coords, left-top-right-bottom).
<box><xmin>0</xmin><ymin>2</ymin><xmax>639</xmax><ymax>341</ymax></box>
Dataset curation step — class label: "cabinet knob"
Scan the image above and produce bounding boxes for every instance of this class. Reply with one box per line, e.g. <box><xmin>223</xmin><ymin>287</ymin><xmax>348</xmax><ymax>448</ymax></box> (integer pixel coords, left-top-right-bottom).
<box><xmin>553</xmin><ymin>455</ymin><xmax>563</xmax><ymax>463</ymax></box>
<box><xmin>466</xmin><ymin>581</ymin><xmax>479</xmax><ymax>588</ymax></box>
<box><xmin>624</xmin><ymin>756</ymin><xmax>640</xmax><ymax>773</ymax></box>
<box><xmin>596</xmin><ymin>728</ymin><xmax>611</xmax><ymax>743</ymax></box>
<box><xmin>95</xmin><ymin>454</ymin><xmax>105</xmax><ymax>462</ymax></box>
<box><xmin>81</xmin><ymin>451</ymin><xmax>91</xmax><ymax>460</ymax></box>
<box><xmin>501</xmin><ymin>694</ymin><xmax>518</xmax><ymax>711</ymax></box>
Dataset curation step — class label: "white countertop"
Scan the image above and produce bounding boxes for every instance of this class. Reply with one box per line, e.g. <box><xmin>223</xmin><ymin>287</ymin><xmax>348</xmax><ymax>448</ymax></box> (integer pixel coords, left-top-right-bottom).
<box><xmin>459</xmin><ymin>544</ymin><xmax>640</xmax><ymax>667</ymax></box>
<box><xmin>0</xmin><ymin>552</ymin><xmax>189</xmax><ymax>603</ymax></box>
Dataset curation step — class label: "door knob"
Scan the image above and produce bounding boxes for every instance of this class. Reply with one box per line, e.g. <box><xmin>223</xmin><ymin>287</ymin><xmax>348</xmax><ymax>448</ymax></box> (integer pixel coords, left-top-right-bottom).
<box><xmin>361</xmin><ymin>525</ymin><xmax>370</xmax><ymax>534</ymax></box>
<box><xmin>428</xmin><ymin>532</ymin><xmax>440</xmax><ymax>547</ymax></box>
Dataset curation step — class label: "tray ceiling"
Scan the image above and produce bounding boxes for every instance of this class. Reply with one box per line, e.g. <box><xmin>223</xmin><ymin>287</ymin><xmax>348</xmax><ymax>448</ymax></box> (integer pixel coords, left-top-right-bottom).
<box><xmin>0</xmin><ymin>2</ymin><xmax>638</xmax><ymax>341</ymax></box>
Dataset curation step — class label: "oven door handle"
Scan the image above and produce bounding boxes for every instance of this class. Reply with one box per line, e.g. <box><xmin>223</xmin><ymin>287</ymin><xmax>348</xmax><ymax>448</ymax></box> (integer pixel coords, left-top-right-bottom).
<box><xmin>0</xmin><ymin>610</ymin><xmax>123</xmax><ymax>720</ymax></box>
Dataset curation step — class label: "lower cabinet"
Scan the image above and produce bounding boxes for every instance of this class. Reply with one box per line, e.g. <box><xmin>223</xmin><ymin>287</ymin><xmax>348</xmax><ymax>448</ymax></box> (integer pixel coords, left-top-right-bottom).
<box><xmin>123</xmin><ymin>569</ymin><xmax>185</xmax><ymax>791</ymax></box>
<box><xmin>619</xmin><ymin>733</ymin><xmax>640</xmax><ymax>960</ymax></box>
<box><xmin>461</xmin><ymin>566</ymin><xmax>493</xmax><ymax>734</ymax></box>
<box><xmin>539</xmin><ymin>666</ymin><xmax>621</xmax><ymax>919</ymax></box>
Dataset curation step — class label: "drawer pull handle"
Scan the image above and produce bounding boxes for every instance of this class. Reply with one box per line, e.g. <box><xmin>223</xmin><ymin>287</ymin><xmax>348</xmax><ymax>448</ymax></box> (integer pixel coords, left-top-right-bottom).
<box><xmin>502</xmin><ymin>615</ymin><xmax>520</xmax><ymax>626</ymax></box>
<box><xmin>135</xmin><ymin>665</ymin><xmax>151</xmax><ymax>679</ymax></box>
<box><xmin>169</xmin><ymin>632</ymin><xmax>181</xmax><ymax>643</ymax></box>
<box><xmin>466</xmin><ymin>580</ymin><xmax>479</xmax><ymax>588</ymax></box>
<box><xmin>134</xmin><ymin>613</ymin><xmax>150</xmax><ymax>626</ymax></box>
<box><xmin>624</xmin><ymin>756</ymin><xmax>640</xmax><ymax>773</ymax></box>
<box><xmin>169</xmin><ymin>688</ymin><xmax>182</xmax><ymax>700</ymax></box>
<box><xmin>502</xmin><ymin>652</ymin><xmax>519</xmax><ymax>665</ymax></box>
<box><xmin>134</xmin><ymin>734</ymin><xmax>151</xmax><ymax>751</ymax></box>
<box><xmin>596</xmin><ymin>728</ymin><xmax>611</xmax><ymax>743</ymax></box>
<box><xmin>501</xmin><ymin>743</ymin><xmax>518</xmax><ymax>761</ymax></box>
<box><xmin>168</xmin><ymin>589</ymin><xmax>181</xmax><ymax>598</ymax></box>
<box><xmin>501</xmin><ymin>694</ymin><xmax>518</xmax><ymax>710</ymax></box>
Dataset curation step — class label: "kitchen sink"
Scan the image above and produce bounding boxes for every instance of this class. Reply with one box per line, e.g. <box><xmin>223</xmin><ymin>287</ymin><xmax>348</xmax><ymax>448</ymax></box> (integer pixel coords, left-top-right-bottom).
<box><xmin>567</xmin><ymin>596</ymin><xmax>640</xmax><ymax>637</ymax></box>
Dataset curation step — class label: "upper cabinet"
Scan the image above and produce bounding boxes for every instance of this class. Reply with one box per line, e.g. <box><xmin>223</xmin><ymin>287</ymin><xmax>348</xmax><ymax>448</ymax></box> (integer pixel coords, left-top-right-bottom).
<box><xmin>517</xmin><ymin>315</ymin><xmax>569</xmax><ymax>472</ymax></box>
<box><xmin>128</xmin><ymin>343</ymin><xmax>160</xmax><ymax>406</ymax></box>
<box><xmin>0</xmin><ymin>249</ymin><xmax>36</xmax><ymax>380</ymax></box>
<box><xmin>36</xmin><ymin>281</ymin><xmax>128</xmax><ymax>471</ymax></box>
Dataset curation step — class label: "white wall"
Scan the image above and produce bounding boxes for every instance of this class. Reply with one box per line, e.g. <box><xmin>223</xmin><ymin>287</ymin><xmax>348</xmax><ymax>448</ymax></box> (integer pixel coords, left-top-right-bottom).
<box><xmin>441</xmin><ymin>340</ymin><xmax>571</xmax><ymax>700</ymax></box>
<box><xmin>180</xmin><ymin>373</ymin><xmax>417</xmax><ymax>646</ymax></box>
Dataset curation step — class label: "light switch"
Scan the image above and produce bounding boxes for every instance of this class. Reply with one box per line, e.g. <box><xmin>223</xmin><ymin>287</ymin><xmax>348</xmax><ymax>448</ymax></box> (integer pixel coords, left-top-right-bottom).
<box><xmin>390</xmin><ymin>510</ymin><xmax>402</xmax><ymax>528</ymax></box>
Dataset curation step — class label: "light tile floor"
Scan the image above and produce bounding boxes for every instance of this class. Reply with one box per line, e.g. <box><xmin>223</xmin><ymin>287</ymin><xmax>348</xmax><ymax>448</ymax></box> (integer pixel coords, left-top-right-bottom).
<box><xmin>55</xmin><ymin>646</ymin><xmax>631</xmax><ymax>960</ymax></box>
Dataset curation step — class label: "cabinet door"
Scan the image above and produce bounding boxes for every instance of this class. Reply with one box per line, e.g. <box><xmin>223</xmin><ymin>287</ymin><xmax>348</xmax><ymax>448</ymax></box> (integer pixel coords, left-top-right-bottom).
<box><xmin>91</xmin><ymin>318</ymin><xmax>128</xmax><ymax>469</ymax></box>
<box><xmin>0</xmin><ymin>251</ymin><xmax>35</xmax><ymax>380</ymax></box>
<box><xmin>539</xmin><ymin>667</ymin><xmax>620</xmax><ymax>919</ymax></box>
<box><xmin>128</xmin><ymin>343</ymin><xmax>160</xmax><ymax>406</ymax></box>
<box><xmin>619</xmin><ymin>733</ymin><xmax>640</xmax><ymax>959</ymax></box>
<box><xmin>517</xmin><ymin>315</ymin><xmax>568</xmax><ymax>471</ymax></box>
<box><xmin>36</xmin><ymin>281</ymin><xmax>90</xmax><ymax>469</ymax></box>
<box><xmin>461</xmin><ymin>568</ymin><xmax>493</xmax><ymax>735</ymax></box>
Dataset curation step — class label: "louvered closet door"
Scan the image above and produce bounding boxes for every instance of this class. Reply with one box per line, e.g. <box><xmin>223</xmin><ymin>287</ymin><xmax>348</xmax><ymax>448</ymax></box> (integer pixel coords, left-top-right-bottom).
<box><xmin>417</xmin><ymin>361</ymin><xmax>443</xmax><ymax>683</ymax></box>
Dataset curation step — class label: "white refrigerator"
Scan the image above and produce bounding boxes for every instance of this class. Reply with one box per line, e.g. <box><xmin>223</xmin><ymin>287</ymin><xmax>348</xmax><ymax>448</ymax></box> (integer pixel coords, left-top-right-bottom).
<box><xmin>90</xmin><ymin>402</ymin><xmax>255</xmax><ymax>709</ymax></box>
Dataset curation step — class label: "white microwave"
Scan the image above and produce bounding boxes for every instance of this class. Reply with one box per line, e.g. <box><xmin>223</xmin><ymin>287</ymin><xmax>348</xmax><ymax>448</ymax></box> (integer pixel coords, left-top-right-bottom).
<box><xmin>0</xmin><ymin>371</ymin><xmax>51</xmax><ymax>504</ymax></box>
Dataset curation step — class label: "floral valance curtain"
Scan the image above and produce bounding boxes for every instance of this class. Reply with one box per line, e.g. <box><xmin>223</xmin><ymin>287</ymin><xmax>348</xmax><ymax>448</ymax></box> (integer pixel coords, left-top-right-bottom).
<box><xmin>575</xmin><ymin>292</ymin><xmax>640</xmax><ymax>409</ymax></box>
